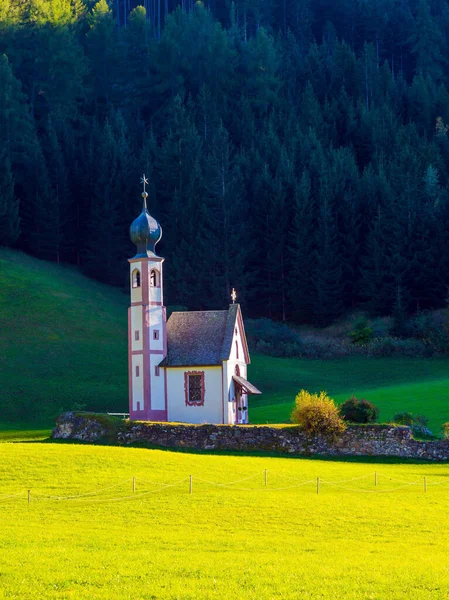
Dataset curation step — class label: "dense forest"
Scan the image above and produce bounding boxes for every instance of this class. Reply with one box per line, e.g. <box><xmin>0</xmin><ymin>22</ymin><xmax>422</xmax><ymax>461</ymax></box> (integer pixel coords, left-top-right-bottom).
<box><xmin>2</xmin><ymin>0</ymin><xmax>449</xmax><ymax>324</ymax></box>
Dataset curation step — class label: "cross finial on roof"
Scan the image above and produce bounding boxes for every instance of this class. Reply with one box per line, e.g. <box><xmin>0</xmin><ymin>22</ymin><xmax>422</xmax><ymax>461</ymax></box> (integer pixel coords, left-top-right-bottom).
<box><xmin>140</xmin><ymin>174</ymin><xmax>149</xmax><ymax>199</ymax></box>
<box><xmin>231</xmin><ymin>288</ymin><xmax>237</xmax><ymax>304</ymax></box>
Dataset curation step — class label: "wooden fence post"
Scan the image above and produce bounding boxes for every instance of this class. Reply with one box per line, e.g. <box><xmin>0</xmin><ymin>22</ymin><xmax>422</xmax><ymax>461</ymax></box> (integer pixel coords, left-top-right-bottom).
<box><xmin>264</xmin><ymin>469</ymin><xmax>267</xmax><ymax>487</ymax></box>
<box><xmin>189</xmin><ymin>475</ymin><xmax>192</xmax><ymax>495</ymax></box>
<box><xmin>133</xmin><ymin>477</ymin><xmax>136</xmax><ymax>493</ymax></box>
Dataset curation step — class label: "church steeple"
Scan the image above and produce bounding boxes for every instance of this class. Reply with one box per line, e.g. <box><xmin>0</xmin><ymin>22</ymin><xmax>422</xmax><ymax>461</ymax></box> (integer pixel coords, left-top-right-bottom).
<box><xmin>129</xmin><ymin>174</ymin><xmax>162</xmax><ymax>258</ymax></box>
<box><xmin>128</xmin><ymin>175</ymin><xmax>167</xmax><ymax>422</ymax></box>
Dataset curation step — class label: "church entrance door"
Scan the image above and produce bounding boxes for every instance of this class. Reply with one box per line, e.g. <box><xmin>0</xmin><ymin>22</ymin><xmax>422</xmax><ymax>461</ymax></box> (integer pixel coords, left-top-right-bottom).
<box><xmin>236</xmin><ymin>385</ymin><xmax>244</xmax><ymax>424</ymax></box>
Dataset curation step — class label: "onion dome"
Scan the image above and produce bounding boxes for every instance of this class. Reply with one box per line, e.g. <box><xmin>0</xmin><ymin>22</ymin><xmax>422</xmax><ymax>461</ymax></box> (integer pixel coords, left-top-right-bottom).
<box><xmin>130</xmin><ymin>191</ymin><xmax>162</xmax><ymax>258</ymax></box>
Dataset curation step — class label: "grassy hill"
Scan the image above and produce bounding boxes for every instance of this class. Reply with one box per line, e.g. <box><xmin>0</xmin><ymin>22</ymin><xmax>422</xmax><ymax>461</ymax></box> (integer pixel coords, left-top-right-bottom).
<box><xmin>1</xmin><ymin>442</ymin><xmax>449</xmax><ymax>599</ymax></box>
<box><xmin>0</xmin><ymin>249</ymin><xmax>128</xmax><ymax>423</ymax></box>
<box><xmin>249</xmin><ymin>356</ymin><xmax>449</xmax><ymax>434</ymax></box>
<box><xmin>1</xmin><ymin>249</ymin><xmax>449</xmax><ymax>433</ymax></box>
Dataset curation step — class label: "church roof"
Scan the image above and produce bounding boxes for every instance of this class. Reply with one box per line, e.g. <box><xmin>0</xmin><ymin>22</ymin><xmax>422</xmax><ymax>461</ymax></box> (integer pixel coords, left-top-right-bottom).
<box><xmin>161</xmin><ymin>304</ymin><xmax>248</xmax><ymax>367</ymax></box>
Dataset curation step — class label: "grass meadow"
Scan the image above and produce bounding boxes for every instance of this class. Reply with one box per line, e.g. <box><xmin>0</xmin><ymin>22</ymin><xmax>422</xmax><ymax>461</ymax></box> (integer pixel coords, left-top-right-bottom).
<box><xmin>1</xmin><ymin>440</ymin><xmax>449</xmax><ymax>599</ymax></box>
<box><xmin>250</xmin><ymin>356</ymin><xmax>449</xmax><ymax>434</ymax></box>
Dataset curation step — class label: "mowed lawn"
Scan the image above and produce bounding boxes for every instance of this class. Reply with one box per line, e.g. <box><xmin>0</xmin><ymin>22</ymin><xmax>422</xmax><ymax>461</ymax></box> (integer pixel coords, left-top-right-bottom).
<box><xmin>249</xmin><ymin>356</ymin><xmax>449</xmax><ymax>434</ymax></box>
<box><xmin>0</xmin><ymin>442</ymin><xmax>449</xmax><ymax>599</ymax></box>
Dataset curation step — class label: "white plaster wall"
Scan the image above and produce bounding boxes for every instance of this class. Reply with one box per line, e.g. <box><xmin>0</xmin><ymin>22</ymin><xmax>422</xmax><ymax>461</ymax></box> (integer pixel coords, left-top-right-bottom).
<box><xmin>148</xmin><ymin>306</ymin><xmax>164</xmax><ymax>352</ymax></box>
<box><xmin>226</xmin><ymin>320</ymin><xmax>248</xmax><ymax>424</ymax></box>
<box><xmin>131</xmin><ymin>354</ymin><xmax>144</xmax><ymax>411</ymax></box>
<box><xmin>130</xmin><ymin>261</ymin><xmax>142</xmax><ymax>303</ymax></box>
<box><xmin>167</xmin><ymin>367</ymin><xmax>223</xmax><ymax>424</ymax></box>
<box><xmin>131</xmin><ymin>306</ymin><xmax>143</xmax><ymax>352</ymax></box>
<box><xmin>150</xmin><ymin>356</ymin><xmax>165</xmax><ymax>410</ymax></box>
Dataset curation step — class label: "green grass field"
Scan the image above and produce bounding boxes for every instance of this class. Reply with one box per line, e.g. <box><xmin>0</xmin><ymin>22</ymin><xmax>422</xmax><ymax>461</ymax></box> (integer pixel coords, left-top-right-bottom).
<box><xmin>1</xmin><ymin>441</ymin><xmax>449</xmax><ymax>599</ymax></box>
<box><xmin>1</xmin><ymin>248</ymin><xmax>449</xmax><ymax>434</ymax></box>
<box><xmin>0</xmin><ymin>248</ymin><xmax>128</xmax><ymax>423</ymax></box>
<box><xmin>249</xmin><ymin>356</ymin><xmax>449</xmax><ymax>434</ymax></box>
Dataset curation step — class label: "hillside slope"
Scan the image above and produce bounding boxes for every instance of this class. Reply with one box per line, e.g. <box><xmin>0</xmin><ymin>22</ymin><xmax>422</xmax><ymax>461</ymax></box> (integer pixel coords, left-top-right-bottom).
<box><xmin>0</xmin><ymin>249</ymin><xmax>128</xmax><ymax>423</ymax></box>
<box><xmin>2</xmin><ymin>249</ymin><xmax>449</xmax><ymax>432</ymax></box>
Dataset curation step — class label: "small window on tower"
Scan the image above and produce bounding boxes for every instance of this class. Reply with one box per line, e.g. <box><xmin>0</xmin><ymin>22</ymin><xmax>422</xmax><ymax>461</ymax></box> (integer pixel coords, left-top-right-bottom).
<box><xmin>135</xmin><ymin>365</ymin><xmax>140</xmax><ymax>377</ymax></box>
<box><xmin>135</xmin><ymin>330</ymin><xmax>140</xmax><ymax>341</ymax></box>
<box><xmin>132</xmin><ymin>269</ymin><xmax>141</xmax><ymax>288</ymax></box>
<box><xmin>153</xmin><ymin>330</ymin><xmax>159</xmax><ymax>340</ymax></box>
<box><xmin>235</xmin><ymin>340</ymin><xmax>239</xmax><ymax>359</ymax></box>
<box><xmin>150</xmin><ymin>269</ymin><xmax>159</xmax><ymax>287</ymax></box>
<box><xmin>155</xmin><ymin>366</ymin><xmax>160</xmax><ymax>376</ymax></box>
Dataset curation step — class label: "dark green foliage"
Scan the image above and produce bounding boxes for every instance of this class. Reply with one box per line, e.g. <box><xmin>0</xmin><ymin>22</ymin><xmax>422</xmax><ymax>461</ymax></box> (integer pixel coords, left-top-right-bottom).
<box><xmin>245</xmin><ymin>318</ymin><xmax>303</xmax><ymax>358</ymax></box>
<box><xmin>349</xmin><ymin>317</ymin><xmax>373</xmax><ymax>345</ymax></box>
<box><xmin>340</xmin><ymin>396</ymin><xmax>379</xmax><ymax>423</ymax></box>
<box><xmin>0</xmin><ymin>149</ymin><xmax>19</xmax><ymax>245</ymax></box>
<box><xmin>2</xmin><ymin>0</ymin><xmax>449</xmax><ymax>324</ymax></box>
<box><xmin>393</xmin><ymin>412</ymin><xmax>431</xmax><ymax>435</ymax></box>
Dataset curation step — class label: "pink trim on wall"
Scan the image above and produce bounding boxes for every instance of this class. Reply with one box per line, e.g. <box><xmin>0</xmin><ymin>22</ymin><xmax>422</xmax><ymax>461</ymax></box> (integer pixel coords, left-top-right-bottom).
<box><xmin>162</xmin><ymin>306</ymin><xmax>167</xmax><ymax>357</ymax></box>
<box><xmin>184</xmin><ymin>371</ymin><xmax>206</xmax><ymax>407</ymax></box>
<box><xmin>143</xmin><ymin>305</ymin><xmax>151</xmax><ymax>418</ymax></box>
<box><xmin>128</xmin><ymin>308</ymin><xmax>133</xmax><ymax>417</ymax></box>
<box><xmin>147</xmin><ymin>409</ymin><xmax>168</xmax><ymax>421</ymax></box>
<box><xmin>221</xmin><ymin>364</ymin><xmax>225</xmax><ymax>424</ymax></box>
<box><xmin>164</xmin><ymin>367</ymin><xmax>168</xmax><ymax>416</ymax></box>
<box><xmin>131</xmin><ymin>349</ymin><xmax>165</xmax><ymax>356</ymax></box>
<box><xmin>237</xmin><ymin>307</ymin><xmax>251</xmax><ymax>364</ymax></box>
<box><xmin>148</xmin><ymin>301</ymin><xmax>163</xmax><ymax>306</ymax></box>
<box><xmin>130</xmin><ymin>407</ymin><xmax>146</xmax><ymax>420</ymax></box>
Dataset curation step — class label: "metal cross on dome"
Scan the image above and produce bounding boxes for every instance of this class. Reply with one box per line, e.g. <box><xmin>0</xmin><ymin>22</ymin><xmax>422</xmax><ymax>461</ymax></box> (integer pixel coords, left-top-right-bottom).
<box><xmin>140</xmin><ymin>174</ymin><xmax>149</xmax><ymax>198</ymax></box>
<box><xmin>231</xmin><ymin>288</ymin><xmax>237</xmax><ymax>304</ymax></box>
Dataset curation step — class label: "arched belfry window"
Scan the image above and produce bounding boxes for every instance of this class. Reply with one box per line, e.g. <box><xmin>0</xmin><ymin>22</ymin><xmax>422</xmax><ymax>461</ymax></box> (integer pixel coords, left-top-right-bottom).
<box><xmin>235</xmin><ymin>364</ymin><xmax>240</xmax><ymax>376</ymax></box>
<box><xmin>150</xmin><ymin>269</ymin><xmax>159</xmax><ymax>287</ymax></box>
<box><xmin>235</xmin><ymin>341</ymin><xmax>239</xmax><ymax>359</ymax></box>
<box><xmin>132</xmin><ymin>269</ymin><xmax>141</xmax><ymax>288</ymax></box>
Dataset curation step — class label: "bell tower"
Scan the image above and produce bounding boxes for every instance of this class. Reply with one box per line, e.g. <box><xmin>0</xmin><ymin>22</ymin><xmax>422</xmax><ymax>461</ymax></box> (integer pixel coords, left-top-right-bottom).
<box><xmin>128</xmin><ymin>175</ymin><xmax>167</xmax><ymax>421</ymax></box>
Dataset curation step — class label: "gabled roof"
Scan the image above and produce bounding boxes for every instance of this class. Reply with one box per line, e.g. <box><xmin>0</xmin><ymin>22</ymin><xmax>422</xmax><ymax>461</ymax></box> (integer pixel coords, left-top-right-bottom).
<box><xmin>161</xmin><ymin>304</ymin><xmax>249</xmax><ymax>367</ymax></box>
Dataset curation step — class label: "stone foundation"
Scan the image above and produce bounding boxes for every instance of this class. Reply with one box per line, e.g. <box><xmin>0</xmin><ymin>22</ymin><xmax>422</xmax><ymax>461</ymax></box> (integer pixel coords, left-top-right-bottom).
<box><xmin>52</xmin><ymin>412</ymin><xmax>449</xmax><ymax>461</ymax></box>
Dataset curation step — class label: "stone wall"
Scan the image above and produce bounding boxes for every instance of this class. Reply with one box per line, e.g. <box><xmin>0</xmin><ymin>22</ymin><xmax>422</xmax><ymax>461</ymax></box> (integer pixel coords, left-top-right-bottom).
<box><xmin>52</xmin><ymin>412</ymin><xmax>449</xmax><ymax>461</ymax></box>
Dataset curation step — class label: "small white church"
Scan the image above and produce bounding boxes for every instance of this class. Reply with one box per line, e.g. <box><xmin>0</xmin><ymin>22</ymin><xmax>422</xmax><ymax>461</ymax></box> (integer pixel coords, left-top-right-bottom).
<box><xmin>128</xmin><ymin>178</ymin><xmax>261</xmax><ymax>424</ymax></box>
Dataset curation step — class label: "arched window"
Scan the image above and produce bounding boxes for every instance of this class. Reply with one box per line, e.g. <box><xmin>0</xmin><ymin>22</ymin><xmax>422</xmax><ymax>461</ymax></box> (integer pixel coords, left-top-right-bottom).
<box><xmin>235</xmin><ymin>364</ymin><xmax>240</xmax><ymax>376</ymax></box>
<box><xmin>132</xmin><ymin>269</ymin><xmax>141</xmax><ymax>288</ymax></box>
<box><xmin>150</xmin><ymin>269</ymin><xmax>159</xmax><ymax>287</ymax></box>
<box><xmin>235</xmin><ymin>340</ymin><xmax>239</xmax><ymax>359</ymax></box>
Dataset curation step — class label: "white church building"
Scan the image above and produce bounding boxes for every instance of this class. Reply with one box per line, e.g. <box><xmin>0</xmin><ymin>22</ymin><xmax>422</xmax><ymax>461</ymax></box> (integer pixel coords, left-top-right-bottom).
<box><xmin>128</xmin><ymin>178</ymin><xmax>261</xmax><ymax>424</ymax></box>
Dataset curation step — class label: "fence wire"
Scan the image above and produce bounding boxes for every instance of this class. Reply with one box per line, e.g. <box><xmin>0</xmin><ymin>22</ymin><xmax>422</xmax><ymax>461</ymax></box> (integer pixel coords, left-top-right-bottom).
<box><xmin>2</xmin><ymin>470</ymin><xmax>448</xmax><ymax>505</ymax></box>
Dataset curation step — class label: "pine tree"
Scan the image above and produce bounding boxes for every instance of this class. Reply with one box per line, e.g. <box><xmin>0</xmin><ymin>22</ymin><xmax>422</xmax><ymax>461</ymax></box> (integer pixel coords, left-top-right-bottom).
<box><xmin>0</xmin><ymin>149</ymin><xmax>20</xmax><ymax>245</ymax></box>
<box><xmin>288</xmin><ymin>170</ymin><xmax>317</xmax><ymax>323</ymax></box>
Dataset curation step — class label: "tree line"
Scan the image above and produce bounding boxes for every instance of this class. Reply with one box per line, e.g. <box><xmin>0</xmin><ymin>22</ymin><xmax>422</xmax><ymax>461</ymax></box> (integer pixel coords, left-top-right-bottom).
<box><xmin>2</xmin><ymin>0</ymin><xmax>449</xmax><ymax>324</ymax></box>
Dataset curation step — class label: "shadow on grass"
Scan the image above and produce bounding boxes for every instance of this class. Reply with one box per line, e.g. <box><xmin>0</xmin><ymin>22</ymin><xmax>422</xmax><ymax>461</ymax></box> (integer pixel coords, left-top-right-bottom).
<box><xmin>18</xmin><ymin>435</ymin><xmax>447</xmax><ymax>466</ymax></box>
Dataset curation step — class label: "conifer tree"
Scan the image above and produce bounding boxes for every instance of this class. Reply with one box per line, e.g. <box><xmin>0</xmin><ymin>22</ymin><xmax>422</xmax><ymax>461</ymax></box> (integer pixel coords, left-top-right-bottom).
<box><xmin>0</xmin><ymin>149</ymin><xmax>20</xmax><ymax>246</ymax></box>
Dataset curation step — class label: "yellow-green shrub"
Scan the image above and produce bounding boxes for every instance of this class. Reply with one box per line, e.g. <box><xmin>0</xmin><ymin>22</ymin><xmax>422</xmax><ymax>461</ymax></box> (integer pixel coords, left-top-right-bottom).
<box><xmin>291</xmin><ymin>390</ymin><xmax>346</xmax><ymax>438</ymax></box>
